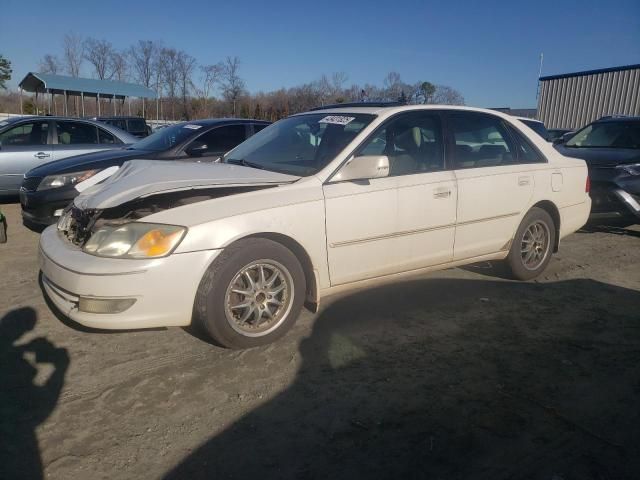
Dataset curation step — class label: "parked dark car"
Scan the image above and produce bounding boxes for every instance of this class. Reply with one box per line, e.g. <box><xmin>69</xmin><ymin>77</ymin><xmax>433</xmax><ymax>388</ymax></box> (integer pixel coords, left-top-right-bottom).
<box><xmin>91</xmin><ymin>116</ymin><xmax>152</xmax><ymax>138</ymax></box>
<box><xmin>554</xmin><ymin>116</ymin><xmax>640</xmax><ymax>224</ymax></box>
<box><xmin>547</xmin><ymin>128</ymin><xmax>573</xmax><ymax>143</ymax></box>
<box><xmin>0</xmin><ymin>116</ymin><xmax>137</xmax><ymax>198</ymax></box>
<box><xmin>20</xmin><ymin>119</ymin><xmax>270</xmax><ymax>229</ymax></box>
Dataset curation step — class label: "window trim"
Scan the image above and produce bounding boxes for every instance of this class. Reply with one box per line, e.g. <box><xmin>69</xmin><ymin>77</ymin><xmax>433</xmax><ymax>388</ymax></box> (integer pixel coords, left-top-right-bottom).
<box><xmin>325</xmin><ymin>110</ymin><xmax>447</xmax><ymax>184</ymax></box>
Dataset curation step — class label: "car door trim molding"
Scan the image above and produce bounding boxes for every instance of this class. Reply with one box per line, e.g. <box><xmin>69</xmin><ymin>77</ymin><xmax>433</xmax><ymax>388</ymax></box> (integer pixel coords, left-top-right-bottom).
<box><xmin>329</xmin><ymin>211</ymin><xmax>520</xmax><ymax>248</ymax></box>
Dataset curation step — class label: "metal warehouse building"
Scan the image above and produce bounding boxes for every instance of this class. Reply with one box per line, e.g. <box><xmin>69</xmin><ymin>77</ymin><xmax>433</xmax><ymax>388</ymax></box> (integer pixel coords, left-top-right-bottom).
<box><xmin>537</xmin><ymin>64</ymin><xmax>640</xmax><ymax>129</ymax></box>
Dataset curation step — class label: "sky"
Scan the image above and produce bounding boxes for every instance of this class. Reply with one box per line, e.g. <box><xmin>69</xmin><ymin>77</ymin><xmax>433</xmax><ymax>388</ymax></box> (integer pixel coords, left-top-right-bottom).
<box><xmin>1</xmin><ymin>0</ymin><xmax>639</xmax><ymax>108</ymax></box>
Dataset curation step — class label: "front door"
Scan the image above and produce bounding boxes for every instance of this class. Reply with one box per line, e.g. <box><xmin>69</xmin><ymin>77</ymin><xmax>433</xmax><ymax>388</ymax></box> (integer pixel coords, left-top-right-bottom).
<box><xmin>324</xmin><ymin>111</ymin><xmax>456</xmax><ymax>285</ymax></box>
<box><xmin>0</xmin><ymin>120</ymin><xmax>52</xmax><ymax>194</ymax></box>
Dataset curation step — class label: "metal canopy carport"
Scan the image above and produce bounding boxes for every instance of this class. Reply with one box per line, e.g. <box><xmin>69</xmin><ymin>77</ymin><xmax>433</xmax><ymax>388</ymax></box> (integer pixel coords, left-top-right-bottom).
<box><xmin>18</xmin><ymin>72</ymin><xmax>157</xmax><ymax>117</ymax></box>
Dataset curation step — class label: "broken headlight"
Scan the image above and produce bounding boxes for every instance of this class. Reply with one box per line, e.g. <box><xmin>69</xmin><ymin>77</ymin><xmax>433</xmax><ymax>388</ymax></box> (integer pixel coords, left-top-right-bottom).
<box><xmin>83</xmin><ymin>223</ymin><xmax>186</xmax><ymax>258</ymax></box>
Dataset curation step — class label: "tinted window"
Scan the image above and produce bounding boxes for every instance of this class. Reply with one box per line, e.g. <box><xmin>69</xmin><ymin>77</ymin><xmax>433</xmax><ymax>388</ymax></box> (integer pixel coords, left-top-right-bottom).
<box><xmin>356</xmin><ymin>112</ymin><xmax>444</xmax><ymax>176</ymax></box>
<box><xmin>127</xmin><ymin>119</ymin><xmax>147</xmax><ymax>133</ymax></box>
<box><xmin>196</xmin><ymin>125</ymin><xmax>246</xmax><ymax>152</ymax></box>
<box><xmin>449</xmin><ymin>113</ymin><xmax>514</xmax><ymax>169</ymax></box>
<box><xmin>253</xmin><ymin>124</ymin><xmax>268</xmax><ymax>134</ymax></box>
<box><xmin>520</xmin><ymin>119</ymin><xmax>549</xmax><ymax>140</ymax></box>
<box><xmin>98</xmin><ymin>128</ymin><xmax>117</xmax><ymax>144</ymax></box>
<box><xmin>225</xmin><ymin>113</ymin><xmax>375</xmax><ymax>176</ymax></box>
<box><xmin>131</xmin><ymin>123</ymin><xmax>202</xmax><ymax>151</ymax></box>
<box><xmin>566</xmin><ymin>121</ymin><xmax>640</xmax><ymax>149</ymax></box>
<box><xmin>0</xmin><ymin>121</ymin><xmax>49</xmax><ymax>146</ymax></box>
<box><xmin>56</xmin><ymin>121</ymin><xmax>98</xmax><ymax>145</ymax></box>
<box><xmin>506</xmin><ymin>125</ymin><xmax>545</xmax><ymax>163</ymax></box>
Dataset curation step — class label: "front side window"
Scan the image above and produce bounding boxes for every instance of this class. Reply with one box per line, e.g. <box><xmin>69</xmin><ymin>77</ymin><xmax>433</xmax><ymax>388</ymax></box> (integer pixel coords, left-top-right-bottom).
<box><xmin>56</xmin><ymin>121</ymin><xmax>98</xmax><ymax>145</ymax></box>
<box><xmin>225</xmin><ymin>113</ymin><xmax>375</xmax><ymax>176</ymax></box>
<box><xmin>195</xmin><ymin>125</ymin><xmax>246</xmax><ymax>153</ymax></box>
<box><xmin>449</xmin><ymin>113</ymin><xmax>514</xmax><ymax>169</ymax></box>
<box><xmin>0</xmin><ymin>121</ymin><xmax>49</xmax><ymax>146</ymax></box>
<box><xmin>356</xmin><ymin>112</ymin><xmax>444</xmax><ymax>176</ymax></box>
<box><xmin>566</xmin><ymin>121</ymin><xmax>640</xmax><ymax>149</ymax></box>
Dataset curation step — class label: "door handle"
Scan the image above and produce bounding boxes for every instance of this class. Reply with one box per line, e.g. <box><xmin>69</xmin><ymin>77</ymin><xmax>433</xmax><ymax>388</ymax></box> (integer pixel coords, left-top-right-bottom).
<box><xmin>518</xmin><ymin>176</ymin><xmax>530</xmax><ymax>186</ymax></box>
<box><xmin>34</xmin><ymin>152</ymin><xmax>50</xmax><ymax>159</ymax></box>
<box><xmin>433</xmin><ymin>188</ymin><xmax>452</xmax><ymax>199</ymax></box>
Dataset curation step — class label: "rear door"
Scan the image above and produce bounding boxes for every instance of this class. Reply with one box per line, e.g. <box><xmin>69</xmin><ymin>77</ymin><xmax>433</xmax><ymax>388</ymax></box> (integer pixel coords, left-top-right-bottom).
<box><xmin>447</xmin><ymin>112</ymin><xmax>535</xmax><ymax>260</ymax></box>
<box><xmin>0</xmin><ymin>120</ymin><xmax>52</xmax><ymax>194</ymax></box>
<box><xmin>51</xmin><ymin>120</ymin><xmax>115</xmax><ymax>161</ymax></box>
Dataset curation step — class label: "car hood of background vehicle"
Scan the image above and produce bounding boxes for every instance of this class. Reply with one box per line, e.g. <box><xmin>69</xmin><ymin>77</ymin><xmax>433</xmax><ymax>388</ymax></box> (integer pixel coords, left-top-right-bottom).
<box><xmin>25</xmin><ymin>147</ymin><xmax>155</xmax><ymax>177</ymax></box>
<box><xmin>555</xmin><ymin>145</ymin><xmax>640</xmax><ymax>167</ymax></box>
<box><xmin>74</xmin><ymin>160</ymin><xmax>301</xmax><ymax>210</ymax></box>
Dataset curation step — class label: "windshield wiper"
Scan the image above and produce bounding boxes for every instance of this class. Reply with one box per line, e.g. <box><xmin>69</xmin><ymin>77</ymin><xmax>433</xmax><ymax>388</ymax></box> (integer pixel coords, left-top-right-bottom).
<box><xmin>226</xmin><ymin>158</ymin><xmax>267</xmax><ymax>170</ymax></box>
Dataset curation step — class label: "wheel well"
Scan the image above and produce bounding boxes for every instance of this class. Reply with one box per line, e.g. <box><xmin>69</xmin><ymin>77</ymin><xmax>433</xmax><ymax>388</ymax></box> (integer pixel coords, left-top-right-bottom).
<box><xmin>532</xmin><ymin>200</ymin><xmax>561</xmax><ymax>252</ymax></box>
<box><xmin>245</xmin><ymin>233</ymin><xmax>318</xmax><ymax>312</ymax></box>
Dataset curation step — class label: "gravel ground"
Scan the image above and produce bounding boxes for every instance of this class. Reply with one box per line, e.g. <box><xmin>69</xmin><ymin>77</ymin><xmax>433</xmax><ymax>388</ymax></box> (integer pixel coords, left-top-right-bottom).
<box><xmin>1</xmin><ymin>201</ymin><xmax>639</xmax><ymax>480</ymax></box>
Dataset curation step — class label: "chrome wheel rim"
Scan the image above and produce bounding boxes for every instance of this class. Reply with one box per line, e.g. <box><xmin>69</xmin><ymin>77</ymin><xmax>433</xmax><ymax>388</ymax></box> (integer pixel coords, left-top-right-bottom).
<box><xmin>224</xmin><ymin>260</ymin><xmax>294</xmax><ymax>337</ymax></box>
<box><xmin>520</xmin><ymin>220</ymin><xmax>551</xmax><ymax>271</ymax></box>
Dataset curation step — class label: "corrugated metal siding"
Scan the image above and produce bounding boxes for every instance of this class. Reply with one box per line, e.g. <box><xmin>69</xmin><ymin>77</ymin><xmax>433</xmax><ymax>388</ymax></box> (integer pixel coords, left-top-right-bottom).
<box><xmin>537</xmin><ymin>67</ymin><xmax>640</xmax><ymax>129</ymax></box>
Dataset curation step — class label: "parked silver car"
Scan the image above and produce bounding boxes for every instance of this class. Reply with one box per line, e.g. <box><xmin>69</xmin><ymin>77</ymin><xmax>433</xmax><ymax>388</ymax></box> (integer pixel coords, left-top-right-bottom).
<box><xmin>0</xmin><ymin>116</ymin><xmax>137</xmax><ymax>197</ymax></box>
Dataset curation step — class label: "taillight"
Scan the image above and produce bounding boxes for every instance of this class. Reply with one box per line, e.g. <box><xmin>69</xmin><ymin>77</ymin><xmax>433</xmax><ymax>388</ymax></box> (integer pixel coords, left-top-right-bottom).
<box><xmin>585</xmin><ymin>175</ymin><xmax>591</xmax><ymax>193</ymax></box>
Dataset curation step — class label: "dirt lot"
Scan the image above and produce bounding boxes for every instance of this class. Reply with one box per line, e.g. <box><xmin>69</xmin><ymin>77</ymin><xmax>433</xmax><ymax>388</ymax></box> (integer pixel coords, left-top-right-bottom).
<box><xmin>1</xmin><ymin>201</ymin><xmax>639</xmax><ymax>480</ymax></box>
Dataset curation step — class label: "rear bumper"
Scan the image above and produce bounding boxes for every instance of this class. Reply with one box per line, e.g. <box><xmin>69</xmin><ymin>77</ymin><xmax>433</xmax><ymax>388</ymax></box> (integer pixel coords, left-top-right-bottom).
<box><xmin>39</xmin><ymin>226</ymin><xmax>221</xmax><ymax>330</ymax></box>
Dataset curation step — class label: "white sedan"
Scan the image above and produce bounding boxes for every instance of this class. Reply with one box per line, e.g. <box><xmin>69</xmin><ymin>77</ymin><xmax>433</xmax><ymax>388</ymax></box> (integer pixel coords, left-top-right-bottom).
<box><xmin>39</xmin><ymin>105</ymin><xmax>591</xmax><ymax>348</ymax></box>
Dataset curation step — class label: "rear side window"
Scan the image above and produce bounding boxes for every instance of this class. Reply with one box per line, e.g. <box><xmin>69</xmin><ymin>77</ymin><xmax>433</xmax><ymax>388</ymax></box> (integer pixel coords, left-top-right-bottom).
<box><xmin>506</xmin><ymin>125</ymin><xmax>546</xmax><ymax>164</ymax></box>
<box><xmin>520</xmin><ymin>119</ymin><xmax>549</xmax><ymax>141</ymax></box>
<box><xmin>56</xmin><ymin>121</ymin><xmax>98</xmax><ymax>145</ymax></box>
<box><xmin>127</xmin><ymin>119</ymin><xmax>147</xmax><ymax>133</ymax></box>
<box><xmin>198</xmin><ymin>125</ymin><xmax>246</xmax><ymax>152</ymax></box>
<box><xmin>98</xmin><ymin>128</ymin><xmax>117</xmax><ymax>144</ymax></box>
<box><xmin>449</xmin><ymin>113</ymin><xmax>514</xmax><ymax>169</ymax></box>
<box><xmin>0</xmin><ymin>121</ymin><xmax>49</xmax><ymax>146</ymax></box>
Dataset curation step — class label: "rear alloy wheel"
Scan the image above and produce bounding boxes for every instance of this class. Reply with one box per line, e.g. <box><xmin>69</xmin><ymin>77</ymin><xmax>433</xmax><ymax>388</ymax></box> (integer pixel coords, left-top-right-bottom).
<box><xmin>506</xmin><ymin>207</ymin><xmax>556</xmax><ymax>280</ymax></box>
<box><xmin>194</xmin><ymin>238</ymin><xmax>305</xmax><ymax>349</ymax></box>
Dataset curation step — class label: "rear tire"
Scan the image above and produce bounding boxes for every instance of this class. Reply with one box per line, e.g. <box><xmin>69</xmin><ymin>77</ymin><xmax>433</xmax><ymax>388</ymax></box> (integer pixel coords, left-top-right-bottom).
<box><xmin>506</xmin><ymin>207</ymin><xmax>556</xmax><ymax>281</ymax></box>
<box><xmin>194</xmin><ymin>238</ymin><xmax>306</xmax><ymax>349</ymax></box>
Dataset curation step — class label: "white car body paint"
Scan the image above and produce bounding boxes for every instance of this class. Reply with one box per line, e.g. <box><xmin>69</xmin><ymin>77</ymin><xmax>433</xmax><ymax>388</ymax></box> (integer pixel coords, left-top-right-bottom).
<box><xmin>39</xmin><ymin>105</ymin><xmax>591</xmax><ymax>330</ymax></box>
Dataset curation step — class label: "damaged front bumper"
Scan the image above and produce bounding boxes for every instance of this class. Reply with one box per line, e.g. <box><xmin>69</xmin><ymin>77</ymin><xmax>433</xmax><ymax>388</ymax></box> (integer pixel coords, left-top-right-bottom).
<box><xmin>39</xmin><ymin>225</ymin><xmax>221</xmax><ymax>330</ymax></box>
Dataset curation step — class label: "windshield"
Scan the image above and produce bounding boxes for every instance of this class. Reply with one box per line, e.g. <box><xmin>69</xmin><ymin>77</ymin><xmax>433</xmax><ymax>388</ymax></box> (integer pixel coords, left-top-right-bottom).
<box><xmin>131</xmin><ymin>123</ymin><xmax>202</xmax><ymax>151</ymax></box>
<box><xmin>225</xmin><ymin>113</ymin><xmax>376</xmax><ymax>176</ymax></box>
<box><xmin>566</xmin><ymin>121</ymin><xmax>640</xmax><ymax>149</ymax></box>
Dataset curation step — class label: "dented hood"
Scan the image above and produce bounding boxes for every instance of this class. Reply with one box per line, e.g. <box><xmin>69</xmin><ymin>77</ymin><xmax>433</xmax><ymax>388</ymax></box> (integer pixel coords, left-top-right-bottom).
<box><xmin>74</xmin><ymin>160</ymin><xmax>300</xmax><ymax>209</ymax></box>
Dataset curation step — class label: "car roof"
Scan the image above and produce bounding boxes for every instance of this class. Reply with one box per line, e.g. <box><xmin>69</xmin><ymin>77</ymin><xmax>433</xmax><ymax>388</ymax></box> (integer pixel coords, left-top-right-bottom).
<box><xmin>514</xmin><ymin>116</ymin><xmax>543</xmax><ymax>124</ymax></box>
<box><xmin>595</xmin><ymin>116</ymin><xmax>640</xmax><ymax>123</ymax></box>
<box><xmin>294</xmin><ymin>104</ymin><xmax>524</xmax><ymax>121</ymax></box>
<box><xmin>180</xmin><ymin>118</ymin><xmax>270</xmax><ymax>126</ymax></box>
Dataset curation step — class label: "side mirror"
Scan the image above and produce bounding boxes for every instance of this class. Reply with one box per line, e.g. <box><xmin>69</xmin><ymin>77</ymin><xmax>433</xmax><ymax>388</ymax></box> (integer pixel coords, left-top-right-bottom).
<box><xmin>553</xmin><ymin>132</ymin><xmax>573</xmax><ymax>145</ymax></box>
<box><xmin>333</xmin><ymin>155</ymin><xmax>390</xmax><ymax>182</ymax></box>
<box><xmin>185</xmin><ymin>141</ymin><xmax>208</xmax><ymax>156</ymax></box>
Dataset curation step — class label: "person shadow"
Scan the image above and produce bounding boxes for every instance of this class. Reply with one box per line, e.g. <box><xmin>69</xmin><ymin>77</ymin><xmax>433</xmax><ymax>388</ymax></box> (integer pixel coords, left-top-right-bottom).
<box><xmin>0</xmin><ymin>307</ymin><xmax>69</xmax><ymax>480</ymax></box>
<box><xmin>165</xmin><ymin>277</ymin><xmax>640</xmax><ymax>480</ymax></box>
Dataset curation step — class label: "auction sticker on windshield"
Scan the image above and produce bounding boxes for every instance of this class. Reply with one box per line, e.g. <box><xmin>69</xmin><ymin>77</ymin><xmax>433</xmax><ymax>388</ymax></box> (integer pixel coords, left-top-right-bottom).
<box><xmin>319</xmin><ymin>115</ymin><xmax>355</xmax><ymax>125</ymax></box>
<box><xmin>183</xmin><ymin>124</ymin><xmax>202</xmax><ymax>130</ymax></box>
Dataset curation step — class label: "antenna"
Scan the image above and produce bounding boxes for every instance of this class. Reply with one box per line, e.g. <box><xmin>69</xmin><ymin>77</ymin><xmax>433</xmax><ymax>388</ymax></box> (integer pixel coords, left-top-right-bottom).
<box><xmin>536</xmin><ymin>53</ymin><xmax>544</xmax><ymax>102</ymax></box>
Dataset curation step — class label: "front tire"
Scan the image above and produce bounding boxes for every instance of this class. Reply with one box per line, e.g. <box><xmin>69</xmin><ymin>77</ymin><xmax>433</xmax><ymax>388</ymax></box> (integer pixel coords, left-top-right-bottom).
<box><xmin>194</xmin><ymin>238</ymin><xmax>306</xmax><ymax>349</ymax></box>
<box><xmin>506</xmin><ymin>207</ymin><xmax>556</xmax><ymax>281</ymax></box>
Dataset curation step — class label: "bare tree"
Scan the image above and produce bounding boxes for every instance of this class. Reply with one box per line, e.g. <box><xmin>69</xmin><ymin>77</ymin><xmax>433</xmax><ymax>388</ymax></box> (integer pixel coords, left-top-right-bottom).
<box><xmin>84</xmin><ymin>38</ymin><xmax>115</xmax><ymax>79</ymax></box>
<box><xmin>177</xmin><ymin>51</ymin><xmax>197</xmax><ymax>119</ymax></box>
<box><xmin>432</xmin><ymin>85</ymin><xmax>465</xmax><ymax>105</ymax></box>
<box><xmin>160</xmin><ymin>48</ymin><xmax>180</xmax><ymax>119</ymax></box>
<box><xmin>220</xmin><ymin>56</ymin><xmax>246</xmax><ymax>115</ymax></box>
<box><xmin>111</xmin><ymin>51</ymin><xmax>129</xmax><ymax>82</ymax></box>
<box><xmin>129</xmin><ymin>40</ymin><xmax>157</xmax><ymax>88</ymax></box>
<box><xmin>63</xmin><ymin>32</ymin><xmax>84</xmax><ymax>77</ymax></box>
<box><xmin>197</xmin><ymin>63</ymin><xmax>222</xmax><ymax>114</ymax></box>
<box><xmin>331</xmin><ymin>72</ymin><xmax>348</xmax><ymax>97</ymax></box>
<box><xmin>39</xmin><ymin>54</ymin><xmax>62</xmax><ymax>74</ymax></box>
<box><xmin>383</xmin><ymin>71</ymin><xmax>403</xmax><ymax>100</ymax></box>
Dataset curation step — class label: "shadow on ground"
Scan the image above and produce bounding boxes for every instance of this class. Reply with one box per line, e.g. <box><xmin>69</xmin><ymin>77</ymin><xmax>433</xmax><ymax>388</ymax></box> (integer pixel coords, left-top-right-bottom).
<box><xmin>165</xmin><ymin>277</ymin><xmax>640</xmax><ymax>480</ymax></box>
<box><xmin>0</xmin><ymin>307</ymin><xmax>69</xmax><ymax>480</ymax></box>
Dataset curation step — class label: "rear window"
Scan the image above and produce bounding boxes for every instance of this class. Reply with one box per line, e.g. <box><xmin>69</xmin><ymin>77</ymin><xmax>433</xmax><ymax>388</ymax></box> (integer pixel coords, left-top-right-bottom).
<box><xmin>520</xmin><ymin>119</ymin><xmax>549</xmax><ymax>141</ymax></box>
<box><xmin>127</xmin><ymin>119</ymin><xmax>147</xmax><ymax>132</ymax></box>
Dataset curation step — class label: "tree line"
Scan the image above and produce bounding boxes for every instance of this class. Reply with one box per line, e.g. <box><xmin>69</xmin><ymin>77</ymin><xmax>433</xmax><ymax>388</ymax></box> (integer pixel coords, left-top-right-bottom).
<box><xmin>0</xmin><ymin>34</ymin><xmax>464</xmax><ymax>121</ymax></box>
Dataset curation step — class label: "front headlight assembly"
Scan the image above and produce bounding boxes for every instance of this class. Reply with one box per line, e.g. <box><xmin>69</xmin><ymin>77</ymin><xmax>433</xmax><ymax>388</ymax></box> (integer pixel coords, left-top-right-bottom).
<box><xmin>38</xmin><ymin>170</ymin><xmax>99</xmax><ymax>191</ymax></box>
<box><xmin>617</xmin><ymin>163</ymin><xmax>640</xmax><ymax>176</ymax></box>
<box><xmin>83</xmin><ymin>223</ymin><xmax>187</xmax><ymax>259</ymax></box>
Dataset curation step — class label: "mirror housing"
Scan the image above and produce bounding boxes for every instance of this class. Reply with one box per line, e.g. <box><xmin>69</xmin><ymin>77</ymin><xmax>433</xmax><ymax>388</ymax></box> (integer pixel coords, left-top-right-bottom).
<box><xmin>333</xmin><ymin>155</ymin><xmax>390</xmax><ymax>182</ymax></box>
<box><xmin>553</xmin><ymin>132</ymin><xmax>573</xmax><ymax>145</ymax></box>
<box><xmin>185</xmin><ymin>141</ymin><xmax>208</xmax><ymax>156</ymax></box>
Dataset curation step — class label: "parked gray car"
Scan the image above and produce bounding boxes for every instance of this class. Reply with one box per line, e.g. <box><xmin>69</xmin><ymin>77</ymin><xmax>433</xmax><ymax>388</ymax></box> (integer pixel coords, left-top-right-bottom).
<box><xmin>0</xmin><ymin>116</ymin><xmax>137</xmax><ymax>197</ymax></box>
